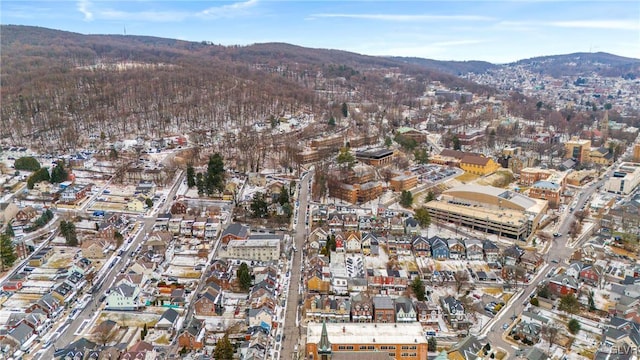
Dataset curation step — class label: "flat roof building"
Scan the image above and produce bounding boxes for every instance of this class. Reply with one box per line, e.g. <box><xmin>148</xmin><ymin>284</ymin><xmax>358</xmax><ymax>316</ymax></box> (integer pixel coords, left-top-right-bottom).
<box><xmin>425</xmin><ymin>185</ymin><xmax>547</xmax><ymax>242</ymax></box>
<box><xmin>605</xmin><ymin>162</ymin><xmax>640</xmax><ymax>195</ymax></box>
<box><xmin>306</xmin><ymin>322</ymin><xmax>427</xmax><ymax>360</ymax></box>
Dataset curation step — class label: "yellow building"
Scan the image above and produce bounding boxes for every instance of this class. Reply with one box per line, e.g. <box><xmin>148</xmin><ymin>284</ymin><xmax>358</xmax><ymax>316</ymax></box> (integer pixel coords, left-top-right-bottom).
<box><xmin>306</xmin><ymin>322</ymin><xmax>428</xmax><ymax>360</ymax></box>
<box><xmin>590</xmin><ymin>147</ymin><xmax>614</xmax><ymax>166</ymax></box>
<box><xmin>459</xmin><ymin>155</ymin><xmax>501</xmax><ymax>176</ymax></box>
<box><xmin>633</xmin><ymin>144</ymin><xmax>640</xmax><ymax>163</ymax></box>
<box><xmin>564</xmin><ymin>137</ymin><xmax>591</xmax><ymax>163</ymax></box>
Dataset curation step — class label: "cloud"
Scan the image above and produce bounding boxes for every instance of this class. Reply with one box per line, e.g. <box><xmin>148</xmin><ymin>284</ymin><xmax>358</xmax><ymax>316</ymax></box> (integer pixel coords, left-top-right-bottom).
<box><xmin>77</xmin><ymin>0</ymin><xmax>93</xmax><ymax>21</ymax></box>
<box><xmin>197</xmin><ymin>0</ymin><xmax>259</xmax><ymax>19</ymax></box>
<box><xmin>309</xmin><ymin>13</ymin><xmax>494</xmax><ymax>22</ymax></box>
<box><xmin>99</xmin><ymin>9</ymin><xmax>190</xmax><ymax>22</ymax></box>
<box><xmin>550</xmin><ymin>20</ymin><xmax>640</xmax><ymax>31</ymax></box>
<box><xmin>498</xmin><ymin>19</ymin><xmax>640</xmax><ymax>32</ymax></box>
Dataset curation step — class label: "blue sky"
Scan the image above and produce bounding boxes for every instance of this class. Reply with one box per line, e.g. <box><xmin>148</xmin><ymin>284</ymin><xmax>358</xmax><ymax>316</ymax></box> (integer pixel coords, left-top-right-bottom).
<box><xmin>2</xmin><ymin>0</ymin><xmax>639</xmax><ymax>63</ymax></box>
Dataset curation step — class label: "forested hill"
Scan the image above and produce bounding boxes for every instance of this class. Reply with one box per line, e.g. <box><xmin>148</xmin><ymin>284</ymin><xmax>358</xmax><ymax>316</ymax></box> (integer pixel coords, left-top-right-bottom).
<box><xmin>0</xmin><ymin>25</ymin><xmax>494</xmax><ymax>151</ymax></box>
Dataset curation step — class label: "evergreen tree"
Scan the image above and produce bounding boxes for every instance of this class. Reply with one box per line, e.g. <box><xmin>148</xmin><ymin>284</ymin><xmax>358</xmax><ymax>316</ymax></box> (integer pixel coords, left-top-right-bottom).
<box><xmin>60</xmin><ymin>220</ymin><xmax>78</xmax><ymax>246</ymax></box>
<box><xmin>14</xmin><ymin>156</ymin><xmax>41</xmax><ymax>171</ymax></box>
<box><xmin>250</xmin><ymin>192</ymin><xmax>268</xmax><ymax>218</ymax></box>
<box><xmin>237</xmin><ymin>263</ymin><xmax>252</xmax><ymax>291</ymax></box>
<box><xmin>568</xmin><ymin>319</ymin><xmax>581</xmax><ymax>334</ymax></box>
<box><xmin>196</xmin><ymin>173</ymin><xmax>205</xmax><ymax>195</ymax></box>
<box><xmin>205</xmin><ymin>153</ymin><xmax>225</xmax><ymax>195</ymax></box>
<box><xmin>214</xmin><ymin>334</ymin><xmax>234</xmax><ymax>360</ymax></box>
<box><xmin>186</xmin><ymin>164</ymin><xmax>196</xmax><ymax>188</ymax></box>
<box><xmin>278</xmin><ymin>186</ymin><xmax>290</xmax><ymax>206</ymax></box>
<box><xmin>328</xmin><ymin>117</ymin><xmax>336</xmax><ymax>126</ymax></box>
<box><xmin>427</xmin><ymin>337</ymin><xmax>437</xmax><ymax>352</ymax></box>
<box><xmin>50</xmin><ymin>160</ymin><xmax>68</xmax><ymax>184</ymax></box>
<box><xmin>411</xmin><ymin>276</ymin><xmax>426</xmax><ymax>301</ymax></box>
<box><xmin>5</xmin><ymin>225</ymin><xmax>14</xmax><ymax>237</ymax></box>
<box><xmin>0</xmin><ymin>234</ymin><xmax>17</xmax><ymax>271</ymax></box>
<box><xmin>341</xmin><ymin>102</ymin><xmax>349</xmax><ymax>118</ymax></box>
<box><xmin>400</xmin><ymin>190</ymin><xmax>413</xmax><ymax>208</ymax></box>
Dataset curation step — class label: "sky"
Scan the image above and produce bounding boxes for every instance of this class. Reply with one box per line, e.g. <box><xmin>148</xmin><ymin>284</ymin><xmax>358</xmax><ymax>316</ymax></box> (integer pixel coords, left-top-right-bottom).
<box><xmin>1</xmin><ymin>0</ymin><xmax>639</xmax><ymax>63</ymax></box>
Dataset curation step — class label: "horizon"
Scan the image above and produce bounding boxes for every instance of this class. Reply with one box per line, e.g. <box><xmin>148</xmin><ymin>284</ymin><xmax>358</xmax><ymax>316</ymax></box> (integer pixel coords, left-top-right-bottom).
<box><xmin>1</xmin><ymin>1</ymin><xmax>639</xmax><ymax>63</ymax></box>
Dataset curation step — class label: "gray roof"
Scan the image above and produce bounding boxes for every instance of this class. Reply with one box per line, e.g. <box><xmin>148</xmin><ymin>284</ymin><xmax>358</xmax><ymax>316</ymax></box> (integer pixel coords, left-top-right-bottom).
<box><xmin>222</xmin><ymin>223</ymin><xmax>249</xmax><ymax>238</ymax></box>
<box><xmin>114</xmin><ymin>283</ymin><xmax>137</xmax><ymax>298</ymax></box>
<box><xmin>8</xmin><ymin>322</ymin><xmax>34</xmax><ymax>343</ymax></box>
<box><xmin>372</xmin><ymin>296</ymin><xmax>394</xmax><ymax>310</ymax></box>
<box><xmin>159</xmin><ymin>308</ymin><xmax>179</xmax><ymax>323</ymax></box>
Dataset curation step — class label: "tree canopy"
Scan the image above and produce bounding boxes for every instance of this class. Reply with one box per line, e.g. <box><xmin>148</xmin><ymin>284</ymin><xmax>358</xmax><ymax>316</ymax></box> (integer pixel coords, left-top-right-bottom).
<box><xmin>60</xmin><ymin>220</ymin><xmax>78</xmax><ymax>246</ymax></box>
<box><xmin>414</xmin><ymin>207</ymin><xmax>431</xmax><ymax>228</ymax></box>
<box><xmin>214</xmin><ymin>334</ymin><xmax>234</xmax><ymax>360</ymax></box>
<box><xmin>14</xmin><ymin>156</ymin><xmax>40</xmax><ymax>171</ymax></box>
<box><xmin>50</xmin><ymin>161</ymin><xmax>68</xmax><ymax>184</ymax></box>
<box><xmin>250</xmin><ymin>192</ymin><xmax>268</xmax><ymax>218</ymax></box>
<box><xmin>0</xmin><ymin>234</ymin><xmax>17</xmax><ymax>271</ymax></box>
<box><xmin>237</xmin><ymin>263</ymin><xmax>252</xmax><ymax>292</ymax></box>
<box><xmin>400</xmin><ymin>190</ymin><xmax>413</xmax><ymax>208</ymax></box>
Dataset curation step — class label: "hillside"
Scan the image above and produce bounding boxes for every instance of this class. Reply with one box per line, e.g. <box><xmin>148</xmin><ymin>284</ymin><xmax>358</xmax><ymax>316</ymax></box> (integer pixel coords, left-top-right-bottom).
<box><xmin>0</xmin><ymin>25</ymin><xmax>497</xmax><ymax>152</ymax></box>
<box><xmin>389</xmin><ymin>57</ymin><xmax>498</xmax><ymax>75</ymax></box>
<box><xmin>510</xmin><ymin>52</ymin><xmax>640</xmax><ymax>78</ymax></box>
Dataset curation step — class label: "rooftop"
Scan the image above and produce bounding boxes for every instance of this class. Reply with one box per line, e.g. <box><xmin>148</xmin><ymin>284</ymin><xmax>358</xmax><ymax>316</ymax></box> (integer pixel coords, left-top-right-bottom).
<box><xmin>306</xmin><ymin>322</ymin><xmax>426</xmax><ymax>345</ymax></box>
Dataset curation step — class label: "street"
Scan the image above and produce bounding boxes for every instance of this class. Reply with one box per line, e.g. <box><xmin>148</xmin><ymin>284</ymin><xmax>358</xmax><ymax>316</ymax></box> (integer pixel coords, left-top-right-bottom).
<box><xmin>483</xmin><ymin>176</ymin><xmax>605</xmax><ymax>357</ymax></box>
<box><xmin>280</xmin><ymin>171</ymin><xmax>312</xmax><ymax>360</ymax></box>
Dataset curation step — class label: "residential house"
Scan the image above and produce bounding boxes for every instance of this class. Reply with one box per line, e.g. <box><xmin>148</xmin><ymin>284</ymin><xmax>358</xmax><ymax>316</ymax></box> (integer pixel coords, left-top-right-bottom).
<box><xmin>464</xmin><ymin>238</ymin><xmax>483</xmax><ymax>260</ymax></box>
<box><xmin>177</xmin><ymin>318</ymin><xmax>204</xmax><ymax>350</ymax></box>
<box><xmin>566</xmin><ymin>261</ymin><xmax>584</xmax><ymax>279</ymax></box>
<box><xmin>5</xmin><ymin>322</ymin><xmax>36</xmax><ymax>351</ymax></box>
<box><xmin>548</xmin><ymin>274</ymin><xmax>580</xmax><ymax>296</ymax></box>
<box><xmin>180</xmin><ymin>215</ymin><xmax>195</xmax><ymax>237</ymax></box>
<box><xmin>350</xmin><ymin>293</ymin><xmax>373</xmax><ymax>323</ymax></box>
<box><xmin>415</xmin><ymin>300</ymin><xmax>440</xmax><ymax>325</ymax></box>
<box><xmin>127</xmin><ymin>196</ymin><xmax>146</xmax><ymax>212</ymax></box>
<box><xmin>194</xmin><ymin>287</ymin><xmax>224</xmax><ymax>316</ymax></box>
<box><xmin>412</xmin><ymin>235</ymin><xmax>431</xmax><ymax>257</ymax></box>
<box><xmin>344</xmin><ymin>232</ymin><xmax>362</xmax><ymax>253</ymax></box>
<box><xmin>154</xmin><ymin>309</ymin><xmax>180</xmax><ymax>332</ymax></box>
<box><xmin>105</xmin><ymin>283</ymin><xmax>142</xmax><ymax>310</ymax></box>
<box><xmin>502</xmin><ymin>245</ymin><xmax>524</xmax><ymax>265</ymax></box>
<box><xmin>27</xmin><ymin>293</ymin><xmax>62</xmax><ymax>318</ymax></box>
<box><xmin>521</xmin><ymin>251</ymin><xmax>543</xmax><ymax>272</ymax></box>
<box><xmin>146</xmin><ymin>231</ymin><xmax>171</xmax><ymax>254</ymax></box>
<box><xmin>511</xmin><ymin>321</ymin><xmax>542</xmax><ymax>343</ymax></box>
<box><xmin>447</xmin><ymin>335</ymin><xmax>484</xmax><ymax>360</ymax></box>
<box><xmin>430</xmin><ymin>236</ymin><xmax>450</xmax><ymax>259</ymax></box>
<box><xmin>81</xmin><ymin>239</ymin><xmax>108</xmax><ymax>259</ymax></box>
<box><xmin>395</xmin><ymin>297</ymin><xmax>416</xmax><ymax>323</ymax></box>
<box><xmin>404</xmin><ymin>217</ymin><xmax>420</xmax><ymax>234</ymax></box>
<box><xmin>389</xmin><ymin>216</ymin><xmax>404</xmax><ymax>235</ymax></box>
<box><xmin>221</xmin><ymin>223</ymin><xmax>250</xmax><ymax>244</ymax></box>
<box><xmin>305</xmin><ymin>295</ymin><xmax>351</xmax><ymax>323</ymax></box>
<box><xmin>121</xmin><ymin>340</ymin><xmax>157</xmax><ymax>360</ymax></box>
<box><xmin>441</xmin><ymin>296</ymin><xmax>468</xmax><ymax>330</ymax></box>
<box><xmin>372</xmin><ymin>296</ymin><xmax>395</xmax><ymax>323</ymax></box>
<box><xmin>580</xmin><ymin>264</ymin><xmax>604</xmax><ymax>286</ymax></box>
<box><xmin>248</xmin><ymin>307</ymin><xmax>274</xmax><ymax>331</ymax></box>
<box><xmin>361</xmin><ymin>233</ymin><xmax>379</xmax><ymax>256</ymax></box>
<box><xmin>483</xmin><ymin>240</ymin><xmax>500</xmax><ymax>262</ymax></box>
<box><xmin>327</xmin><ymin>212</ymin><xmax>344</xmax><ymax>229</ymax></box>
<box><xmin>15</xmin><ymin>206</ymin><xmax>37</xmax><ymax>222</ymax></box>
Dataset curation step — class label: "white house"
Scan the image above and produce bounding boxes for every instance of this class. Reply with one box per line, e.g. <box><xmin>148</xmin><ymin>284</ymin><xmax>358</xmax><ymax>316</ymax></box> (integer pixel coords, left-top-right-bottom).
<box><xmin>105</xmin><ymin>283</ymin><xmax>142</xmax><ymax>311</ymax></box>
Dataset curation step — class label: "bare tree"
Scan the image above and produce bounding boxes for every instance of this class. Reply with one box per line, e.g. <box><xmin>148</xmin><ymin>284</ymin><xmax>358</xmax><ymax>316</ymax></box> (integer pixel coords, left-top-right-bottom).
<box><xmin>454</xmin><ymin>270</ymin><xmax>469</xmax><ymax>292</ymax></box>
<box><xmin>541</xmin><ymin>324</ymin><xmax>559</xmax><ymax>350</ymax></box>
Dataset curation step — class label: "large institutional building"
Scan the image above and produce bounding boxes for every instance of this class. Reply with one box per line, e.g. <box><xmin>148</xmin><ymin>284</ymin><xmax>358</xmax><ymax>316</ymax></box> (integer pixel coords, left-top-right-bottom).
<box><xmin>425</xmin><ymin>185</ymin><xmax>547</xmax><ymax>241</ymax></box>
<box><xmin>605</xmin><ymin>162</ymin><xmax>640</xmax><ymax>195</ymax></box>
<box><xmin>306</xmin><ymin>322</ymin><xmax>428</xmax><ymax>360</ymax></box>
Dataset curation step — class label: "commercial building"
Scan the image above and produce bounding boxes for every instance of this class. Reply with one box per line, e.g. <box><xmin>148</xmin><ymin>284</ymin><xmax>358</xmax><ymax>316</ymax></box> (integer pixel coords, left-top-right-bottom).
<box><xmin>564</xmin><ymin>137</ymin><xmax>591</xmax><ymax>163</ymax></box>
<box><xmin>390</xmin><ymin>174</ymin><xmax>418</xmax><ymax>192</ymax></box>
<box><xmin>221</xmin><ymin>235</ymin><xmax>282</xmax><ymax>262</ymax></box>
<box><xmin>306</xmin><ymin>322</ymin><xmax>428</xmax><ymax>360</ymax></box>
<box><xmin>430</xmin><ymin>149</ymin><xmax>500</xmax><ymax>176</ymax></box>
<box><xmin>605</xmin><ymin>162</ymin><xmax>640</xmax><ymax>195</ymax></box>
<box><xmin>355</xmin><ymin>149</ymin><xmax>394</xmax><ymax>167</ymax></box>
<box><xmin>425</xmin><ymin>185</ymin><xmax>547</xmax><ymax>241</ymax></box>
<box><xmin>329</xmin><ymin>182</ymin><xmax>383</xmax><ymax>204</ymax></box>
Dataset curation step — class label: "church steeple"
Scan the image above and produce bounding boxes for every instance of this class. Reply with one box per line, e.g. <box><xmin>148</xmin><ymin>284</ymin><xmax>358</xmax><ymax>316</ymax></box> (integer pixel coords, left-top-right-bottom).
<box><xmin>600</xmin><ymin>110</ymin><xmax>609</xmax><ymax>142</ymax></box>
<box><xmin>318</xmin><ymin>321</ymin><xmax>332</xmax><ymax>359</ymax></box>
